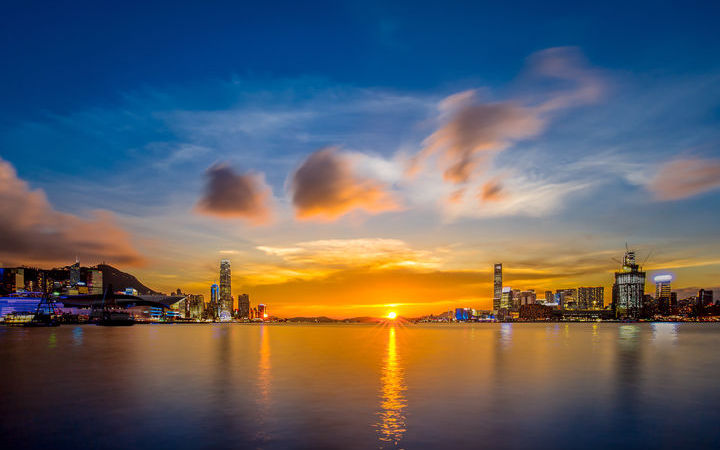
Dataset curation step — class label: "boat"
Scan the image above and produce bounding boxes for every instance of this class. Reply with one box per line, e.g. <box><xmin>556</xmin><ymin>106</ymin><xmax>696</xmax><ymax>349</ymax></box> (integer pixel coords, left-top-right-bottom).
<box><xmin>24</xmin><ymin>290</ymin><xmax>61</xmax><ymax>327</ymax></box>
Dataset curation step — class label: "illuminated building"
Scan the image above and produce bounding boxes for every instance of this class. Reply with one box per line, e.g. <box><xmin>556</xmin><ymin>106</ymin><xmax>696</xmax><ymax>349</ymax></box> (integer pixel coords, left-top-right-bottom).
<box><xmin>493</xmin><ymin>264</ymin><xmax>502</xmax><ymax>311</ymax></box>
<box><xmin>210</xmin><ymin>283</ymin><xmax>219</xmax><ymax>319</ymax></box>
<box><xmin>577</xmin><ymin>287</ymin><xmax>604</xmax><ymax>309</ymax></box>
<box><xmin>654</xmin><ymin>275</ymin><xmax>672</xmax><ymax>314</ymax></box>
<box><xmin>698</xmin><ymin>289</ymin><xmax>714</xmax><ymax>306</ymax></box>
<box><xmin>517</xmin><ymin>290</ymin><xmax>536</xmax><ymax>306</ymax></box>
<box><xmin>545</xmin><ymin>290</ymin><xmax>553</xmax><ymax>303</ymax></box>
<box><xmin>555</xmin><ymin>289</ymin><xmax>577</xmax><ymax>309</ymax></box>
<box><xmin>500</xmin><ymin>287</ymin><xmax>512</xmax><ymax>310</ymax></box>
<box><xmin>257</xmin><ymin>303</ymin><xmax>267</xmax><ymax>320</ymax></box>
<box><xmin>69</xmin><ymin>260</ymin><xmax>80</xmax><ymax>286</ymax></box>
<box><xmin>612</xmin><ymin>249</ymin><xmax>646</xmax><ymax>319</ymax></box>
<box><xmin>88</xmin><ymin>269</ymin><xmax>103</xmax><ymax>295</ymax></box>
<box><xmin>237</xmin><ymin>293</ymin><xmax>250</xmax><ymax>318</ymax></box>
<box><xmin>219</xmin><ymin>260</ymin><xmax>232</xmax><ymax>315</ymax></box>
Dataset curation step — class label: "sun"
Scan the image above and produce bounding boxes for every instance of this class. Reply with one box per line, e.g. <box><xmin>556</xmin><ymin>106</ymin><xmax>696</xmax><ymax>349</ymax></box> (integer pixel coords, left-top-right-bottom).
<box><xmin>387</xmin><ymin>311</ymin><xmax>397</xmax><ymax>320</ymax></box>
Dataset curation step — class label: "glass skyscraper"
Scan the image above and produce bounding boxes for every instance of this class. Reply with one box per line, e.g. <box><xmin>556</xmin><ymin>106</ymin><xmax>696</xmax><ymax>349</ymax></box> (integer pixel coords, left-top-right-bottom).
<box><xmin>493</xmin><ymin>264</ymin><xmax>502</xmax><ymax>311</ymax></box>
<box><xmin>219</xmin><ymin>259</ymin><xmax>232</xmax><ymax>314</ymax></box>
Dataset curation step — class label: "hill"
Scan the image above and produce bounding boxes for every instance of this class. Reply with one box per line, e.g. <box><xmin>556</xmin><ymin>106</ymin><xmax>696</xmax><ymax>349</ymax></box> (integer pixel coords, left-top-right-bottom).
<box><xmin>97</xmin><ymin>264</ymin><xmax>160</xmax><ymax>295</ymax></box>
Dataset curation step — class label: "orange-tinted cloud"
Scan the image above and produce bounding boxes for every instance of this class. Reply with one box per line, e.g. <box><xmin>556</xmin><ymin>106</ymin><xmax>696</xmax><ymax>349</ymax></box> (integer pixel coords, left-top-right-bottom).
<box><xmin>196</xmin><ymin>163</ymin><xmax>273</xmax><ymax>224</ymax></box>
<box><xmin>409</xmin><ymin>47</ymin><xmax>604</xmax><ymax>185</ymax></box>
<box><xmin>646</xmin><ymin>157</ymin><xmax>720</xmax><ymax>201</ymax></box>
<box><xmin>0</xmin><ymin>158</ymin><xmax>143</xmax><ymax>266</ymax></box>
<box><xmin>290</xmin><ymin>147</ymin><xmax>399</xmax><ymax>220</ymax></box>
<box><xmin>480</xmin><ymin>180</ymin><xmax>505</xmax><ymax>202</ymax></box>
<box><xmin>415</xmin><ymin>97</ymin><xmax>543</xmax><ymax>183</ymax></box>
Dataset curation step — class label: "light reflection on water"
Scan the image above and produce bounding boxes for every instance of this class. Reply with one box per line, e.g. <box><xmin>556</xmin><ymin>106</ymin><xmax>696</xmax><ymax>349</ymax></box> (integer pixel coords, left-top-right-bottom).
<box><xmin>1</xmin><ymin>323</ymin><xmax>720</xmax><ymax>449</ymax></box>
<box><xmin>377</xmin><ymin>325</ymin><xmax>407</xmax><ymax>447</ymax></box>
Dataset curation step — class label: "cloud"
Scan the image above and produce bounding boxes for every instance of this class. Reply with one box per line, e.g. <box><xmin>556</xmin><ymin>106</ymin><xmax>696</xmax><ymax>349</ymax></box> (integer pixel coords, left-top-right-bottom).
<box><xmin>0</xmin><ymin>158</ymin><xmax>143</xmax><ymax>266</ymax></box>
<box><xmin>290</xmin><ymin>147</ymin><xmax>400</xmax><ymax>220</ymax></box>
<box><xmin>480</xmin><ymin>180</ymin><xmax>505</xmax><ymax>202</ymax></box>
<box><xmin>646</xmin><ymin>157</ymin><xmax>720</xmax><ymax>200</ymax></box>
<box><xmin>196</xmin><ymin>163</ymin><xmax>273</xmax><ymax>224</ymax></box>
<box><xmin>411</xmin><ymin>95</ymin><xmax>543</xmax><ymax>183</ymax></box>
<box><xmin>409</xmin><ymin>46</ymin><xmax>604</xmax><ymax>185</ymax></box>
<box><xmin>257</xmin><ymin>238</ymin><xmax>442</xmax><ymax>270</ymax></box>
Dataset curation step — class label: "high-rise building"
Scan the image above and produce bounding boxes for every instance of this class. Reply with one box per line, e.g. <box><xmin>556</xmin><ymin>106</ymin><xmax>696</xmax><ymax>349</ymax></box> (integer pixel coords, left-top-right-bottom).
<box><xmin>88</xmin><ymin>269</ymin><xmax>103</xmax><ymax>295</ymax></box>
<box><xmin>237</xmin><ymin>293</ymin><xmax>250</xmax><ymax>318</ymax></box>
<box><xmin>257</xmin><ymin>304</ymin><xmax>267</xmax><ymax>320</ymax></box>
<box><xmin>555</xmin><ymin>288</ymin><xmax>577</xmax><ymax>309</ymax></box>
<box><xmin>577</xmin><ymin>287</ymin><xmax>604</xmax><ymax>309</ymax></box>
<box><xmin>69</xmin><ymin>260</ymin><xmax>80</xmax><ymax>286</ymax></box>
<box><xmin>219</xmin><ymin>260</ymin><xmax>232</xmax><ymax>314</ymax></box>
<box><xmin>493</xmin><ymin>264</ymin><xmax>502</xmax><ymax>311</ymax></box>
<box><xmin>612</xmin><ymin>249</ymin><xmax>646</xmax><ymax>319</ymax></box>
<box><xmin>545</xmin><ymin>290</ymin><xmax>554</xmax><ymax>303</ymax></box>
<box><xmin>654</xmin><ymin>274</ymin><xmax>672</xmax><ymax>314</ymax></box>
<box><xmin>500</xmin><ymin>287</ymin><xmax>512</xmax><ymax>310</ymax></box>
<box><xmin>698</xmin><ymin>289</ymin><xmax>714</xmax><ymax>306</ymax></box>
<box><xmin>210</xmin><ymin>283</ymin><xmax>219</xmax><ymax>319</ymax></box>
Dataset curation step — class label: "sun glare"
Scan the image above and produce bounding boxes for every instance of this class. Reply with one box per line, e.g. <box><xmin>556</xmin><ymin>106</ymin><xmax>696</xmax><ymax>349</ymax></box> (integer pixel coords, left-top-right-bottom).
<box><xmin>387</xmin><ymin>312</ymin><xmax>397</xmax><ymax>320</ymax></box>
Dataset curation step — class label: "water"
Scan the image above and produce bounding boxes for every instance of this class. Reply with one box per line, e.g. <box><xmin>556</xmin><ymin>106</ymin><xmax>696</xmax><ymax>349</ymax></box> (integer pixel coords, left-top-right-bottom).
<box><xmin>2</xmin><ymin>323</ymin><xmax>720</xmax><ymax>449</ymax></box>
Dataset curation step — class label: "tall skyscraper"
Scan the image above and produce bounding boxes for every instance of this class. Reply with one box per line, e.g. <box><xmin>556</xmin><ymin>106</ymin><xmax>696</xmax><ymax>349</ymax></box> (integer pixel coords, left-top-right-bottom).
<box><xmin>654</xmin><ymin>274</ymin><xmax>672</xmax><ymax>314</ymax></box>
<box><xmin>612</xmin><ymin>249</ymin><xmax>646</xmax><ymax>319</ymax></box>
<box><xmin>493</xmin><ymin>264</ymin><xmax>502</xmax><ymax>311</ymax></box>
<box><xmin>237</xmin><ymin>293</ymin><xmax>250</xmax><ymax>318</ymax></box>
<box><xmin>219</xmin><ymin>260</ymin><xmax>232</xmax><ymax>314</ymax></box>
<box><xmin>210</xmin><ymin>283</ymin><xmax>219</xmax><ymax>319</ymax></box>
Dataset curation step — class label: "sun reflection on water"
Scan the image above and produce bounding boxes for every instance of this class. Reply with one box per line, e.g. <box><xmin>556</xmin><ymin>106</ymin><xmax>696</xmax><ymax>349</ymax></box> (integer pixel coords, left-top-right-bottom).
<box><xmin>377</xmin><ymin>325</ymin><xmax>407</xmax><ymax>447</ymax></box>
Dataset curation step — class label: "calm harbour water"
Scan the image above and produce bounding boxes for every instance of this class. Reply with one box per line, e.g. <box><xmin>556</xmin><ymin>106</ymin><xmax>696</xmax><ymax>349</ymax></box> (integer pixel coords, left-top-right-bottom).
<box><xmin>2</xmin><ymin>322</ymin><xmax>720</xmax><ymax>449</ymax></box>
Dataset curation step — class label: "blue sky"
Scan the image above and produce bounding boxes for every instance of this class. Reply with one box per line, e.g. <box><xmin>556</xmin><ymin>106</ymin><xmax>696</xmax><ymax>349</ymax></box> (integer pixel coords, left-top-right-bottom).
<box><xmin>1</xmin><ymin>1</ymin><xmax>719</xmax><ymax>315</ymax></box>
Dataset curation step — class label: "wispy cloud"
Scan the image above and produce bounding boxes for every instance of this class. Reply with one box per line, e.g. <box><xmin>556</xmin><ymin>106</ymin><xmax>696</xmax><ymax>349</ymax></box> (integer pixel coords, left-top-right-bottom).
<box><xmin>646</xmin><ymin>157</ymin><xmax>720</xmax><ymax>200</ymax></box>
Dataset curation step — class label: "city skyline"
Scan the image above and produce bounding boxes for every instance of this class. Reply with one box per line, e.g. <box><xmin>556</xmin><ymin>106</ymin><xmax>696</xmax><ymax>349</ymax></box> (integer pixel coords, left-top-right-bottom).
<box><xmin>1</xmin><ymin>2</ymin><xmax>720</xmax><ymax>317</ymax></box>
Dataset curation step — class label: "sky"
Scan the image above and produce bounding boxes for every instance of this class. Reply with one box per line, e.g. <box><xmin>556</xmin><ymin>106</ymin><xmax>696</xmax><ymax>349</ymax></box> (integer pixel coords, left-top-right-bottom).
<box><xmin>1</xmin><ymin>1</ymin><xmax>720</xmax><ymax>317</ymax></box>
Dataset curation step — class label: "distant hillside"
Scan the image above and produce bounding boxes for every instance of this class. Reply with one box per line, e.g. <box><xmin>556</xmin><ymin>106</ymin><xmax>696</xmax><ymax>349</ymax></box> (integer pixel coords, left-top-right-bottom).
<box><xmin>98</xmin><ymin>264</ymin><xmax>160</xmax><ymax>295</ymax></box>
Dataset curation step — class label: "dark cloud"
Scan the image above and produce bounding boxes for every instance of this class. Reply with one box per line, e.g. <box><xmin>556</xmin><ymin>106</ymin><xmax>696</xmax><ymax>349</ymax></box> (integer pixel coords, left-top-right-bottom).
<box><xmin>646</xmin><ymin>157</ymin><xmax>720</xmax><ymax>200</ymax></box>
<box><xmin>196</xmin><ymin>164</ymin><xmax>273</xmax><ymax>224</ymax></box>
<box><xmin>290</xmin><ymin>147</ymin><xmax>399</xmax><ymax>220</ymax></box>
<box><xmin>0</xmin><ymin>158</ymin><xmax>143</xmax><ymax>267</ymax></box>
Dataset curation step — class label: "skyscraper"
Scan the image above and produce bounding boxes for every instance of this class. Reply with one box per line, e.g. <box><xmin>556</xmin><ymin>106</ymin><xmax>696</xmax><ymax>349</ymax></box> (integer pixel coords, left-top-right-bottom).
<box><xmin>654</xmin><ymin>274</ymin><xmax>672</xmax><ymax>314</ymax></box>
<box><xmin>237</xmin><ymin>293</ymin><xmax>250</xmax><ymax>318</ymax></box>
<box><xmin>219</xmin><ymin>260</ymin><xmax>232</xmax><ymax>314</ymax></box>
<box><xmin>493</xmin><ymin>264</ymin><xmax>502</xmax><ymax>311</ymax></box>
<box><xmin>612</xmin><ymin>249</ymin><xmax>646</xmax><ymax>319</ymax></box>
<box><xmin>577</xmin><ymin>287</ymin><xmax>604</xmax><ymax>309</ymax></box>
<box><xmin>210</xmin><ymin>283</ymin><xmax>219</xmax><ymax>319</ymax></box>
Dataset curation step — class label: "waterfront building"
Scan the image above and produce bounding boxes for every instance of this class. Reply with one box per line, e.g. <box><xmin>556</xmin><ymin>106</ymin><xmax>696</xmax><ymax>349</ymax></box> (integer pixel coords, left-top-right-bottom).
<box><xmin>257</xmin><ymin>303</ymin><xmax>267</xmax><ymax>319</ymax></box>
<box><xmin>500</xmin><ymin>287</ymin><xmax>512</xmax><ymax>310</ymax></box>
<box><xmin>577</xmin><ymin>287</ymin><xmax>604</xmax><ymax>310</ymax></box>
<box><xmin>210</xmin><ymin>283</ymin><xmax>219</xmax><ymax>319</ymax></box>
<box><xmin>545</xmin><ymin>290</ymin><xmax>553</xmax><ymax>303</ymax></box>
<box><xmin>517</xmin><ymin>290</ymin><xmax>536</xmax><ymax>306</ymax></box>
<box><xmin>219</xmin><ymin>260</ymin><xmax>233</xmax><ymax>315</ymax></box>
<box><xmin>698</xmin><ymin>289</ymin><xmax>714</xmax><ymax>306</ymax></box>
<box><xmin>612</xmin><ymin>249</ymin><xmax>646</xmax><ymax>319</ymax></box>
<box><xmin>493</xmin><ymin>264</ymin><xmax>502</xmax><ymax>311</ymax></box>
<box><xmin>237</xmin><ymin>293</ymin><xmax>250</xmax><ymax>318</ymax></box>
<box><xmin>654</xmin><ymin>275</ymin><xmax>672</xmax><ymax>314</ymax></box>
<box><xmin>555</xmin><ymin>289</ymin><xmax>577</xmax><ymax>309</ymax></box>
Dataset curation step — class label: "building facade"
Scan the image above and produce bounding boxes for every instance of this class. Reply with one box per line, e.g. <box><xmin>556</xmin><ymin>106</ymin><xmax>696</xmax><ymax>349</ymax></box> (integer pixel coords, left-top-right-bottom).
<box><xmin>219</xmin><ymin>260</ymin><xmax>232</xmax><ymax>315</ymax></box>
<box><xmin>493</xmin><ymin>264</ymin><xmax>502</xmax><ymax>311</ymax></box>
<box><xmin>612</xmin><ymin>250</ymin><xmax>646</xmax><ymax>319</ymax></box>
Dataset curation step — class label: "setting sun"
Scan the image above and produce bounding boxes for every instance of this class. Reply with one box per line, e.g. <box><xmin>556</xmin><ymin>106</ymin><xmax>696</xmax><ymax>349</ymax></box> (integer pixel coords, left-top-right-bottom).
<box><xmin>387</xmin><ymin>312</ymin><xmax>397</xmax><ymax>320</ymax></box>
